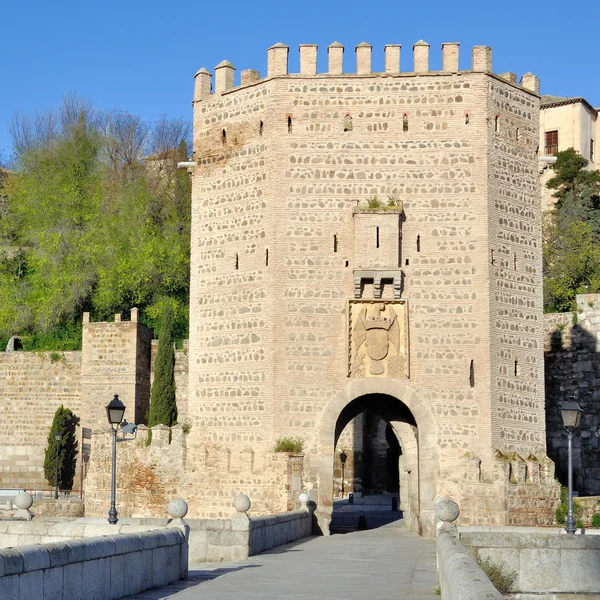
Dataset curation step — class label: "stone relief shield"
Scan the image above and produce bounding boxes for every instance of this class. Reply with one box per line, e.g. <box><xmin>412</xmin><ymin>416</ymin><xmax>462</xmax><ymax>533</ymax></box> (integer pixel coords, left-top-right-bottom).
<box><xmin>348</xmin><ymin>300</ymin><xmax>409</xmax><ymax>378</ymax></box>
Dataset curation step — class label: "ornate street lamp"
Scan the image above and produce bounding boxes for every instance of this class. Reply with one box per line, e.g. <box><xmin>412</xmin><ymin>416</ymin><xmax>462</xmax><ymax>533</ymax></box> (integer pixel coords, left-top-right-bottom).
<box><xmin>106</xmin><ymin>394</ymin><xmax>126</xmax><ymax>524</ymax></box>
<box><xmin>339</xmin><ymin>450</ymin><xmax>348</xmax><ymax>498</ymax></box>
<box><xmin>560</xmin><ymin>399</ymin><xmax>583</xmax><ymax>534</ymax></box>
<box><xmin>54</xmin><ymin>431</ymin><xmax>63</xmax><ymax>500</ymax></box>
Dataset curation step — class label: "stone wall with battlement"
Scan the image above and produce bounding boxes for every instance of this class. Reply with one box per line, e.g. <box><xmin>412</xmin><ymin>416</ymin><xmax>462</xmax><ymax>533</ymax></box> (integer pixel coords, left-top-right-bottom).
<box><xmin>186</xmin><ymin>40</ymin><xmax>554</xmax><ymax>534</ymax></box>
<box><xmin>0</xmin><ymin>312</ymin><xmax>188</xmax><ymax>492</ymax></box>
<box><xmin>0</xmin><ymin>352</ymin><xmax>82</xmax><ymax>489</ymax></box>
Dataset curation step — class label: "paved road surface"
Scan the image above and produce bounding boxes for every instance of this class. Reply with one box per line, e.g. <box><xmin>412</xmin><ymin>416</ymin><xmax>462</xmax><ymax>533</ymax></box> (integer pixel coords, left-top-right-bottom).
<box><xmin>123</xmin><ymin>522</ymin><xmax>438</xmax><ymax>600</ymax></box>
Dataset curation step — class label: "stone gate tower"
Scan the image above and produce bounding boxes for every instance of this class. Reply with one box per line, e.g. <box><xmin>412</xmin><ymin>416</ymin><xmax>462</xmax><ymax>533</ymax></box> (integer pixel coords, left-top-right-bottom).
<box><xmin>188</xmin><ymin>41</ymin><xmax>559</xmax><ymax>535</ymax></box>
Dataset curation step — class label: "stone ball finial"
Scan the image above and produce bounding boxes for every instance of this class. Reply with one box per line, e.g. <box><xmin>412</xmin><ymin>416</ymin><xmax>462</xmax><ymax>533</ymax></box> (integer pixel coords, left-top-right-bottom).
<box><xmin>234</xmin><ymin>493</ymin><xmax>251</xmax><ymax>513</ymax></box>
<box><xmin>299</xmin><ymin>492</ymin><xmax>309</xmax><ymax>505</ymax></box>
<box><xmin>15</xmin><ymin>492</ymin><xmax>33</xmax><ymax>510</ymax></box>
<box><xmin>168</xmin><ymin>498</ymin><xmax>188</xmax><ymax>519</ymax></box>
<box><xmin>435</xmin><ymin>497</ymin><xmax>460</xmax><ymax>523</ymax></box>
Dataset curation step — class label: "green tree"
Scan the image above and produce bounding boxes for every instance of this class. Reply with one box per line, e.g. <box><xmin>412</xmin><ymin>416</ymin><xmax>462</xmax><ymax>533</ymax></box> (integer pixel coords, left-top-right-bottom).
<box><xmin>543</xmin><ymin>218</ymin><xmax>600</xmax><ymax>312</ymax></box>
<box><xmin>148</xmin><ymin>301</ymin><xmax>177</xmax><ymax>430</ymax></box>
<box><xmin>547</xmin><ymin>148</ymin><xmax>600</xmax><ymax>238</ymax></box>
<box><xmin>43</xmin><ymin>405</ymin><xmax>79</xmax><ymax>490</ymax></box>
<box><xmin>0</xmin><ymin>96</ymin><xmax>191</xmax><ymax>347</ymax></box>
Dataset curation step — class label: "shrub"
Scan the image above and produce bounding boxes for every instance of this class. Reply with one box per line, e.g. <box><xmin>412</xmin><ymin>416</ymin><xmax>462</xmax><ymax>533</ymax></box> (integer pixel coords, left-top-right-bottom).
<box><xmin>555</xmin><ymin>485</ymin><xmax>583</xmax><ymax>525</ymax></box>
<box><xmin>576</xmin><ymin>519</ymin><xmax>584</xmax><ymax>529</ymax></box>
<box><xmin>367</xmin><ymin>196</ymin><xmax>381</xmax><ymax>209</ymax></box>
<box><xmin>274</xmin><ymin>437</ymin><xmax>304</xmax><ymax>453</ymax></box>
<box><xmin>475</xmin><ymin>555</ymin><xmax>517</xmax><ymax>595</ymax></box>
<box><xmin>591</xmin><ymin>513</ymin><xmax>600</xmax><ymax>528</ymax></box>
<box><xmin>43</xmin><ymin>406</ymin><xmax>79</xmax><ymax>491</ymax></box>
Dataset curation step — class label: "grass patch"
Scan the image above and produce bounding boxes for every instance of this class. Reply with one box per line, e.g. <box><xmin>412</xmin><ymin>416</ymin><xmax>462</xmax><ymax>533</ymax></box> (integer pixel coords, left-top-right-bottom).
<box><xmin>475</xmin><ymin>555</ymin><xmax>517</xmax><ymax>595</ymax></box>
<box><xmin>274</xmin><ymin>437</ymin><xmax>304</xmax><ymax>453</ymax></box>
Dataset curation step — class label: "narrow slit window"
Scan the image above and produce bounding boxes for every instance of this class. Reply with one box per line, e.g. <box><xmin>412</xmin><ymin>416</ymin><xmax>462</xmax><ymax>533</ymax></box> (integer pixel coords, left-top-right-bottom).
<box><xmin>416</xmin><ymin>235</ymin><xmax>421</xmax><ymax>252</ymax></box>
<box><xmin>345</xmin><ymin>260</ymin><xmax>349</xmax><ymax>267</ymax></box>
<box><xmin>491</xmin><ymin>249</ymin><xmax>495</xmax><ymax>265</ymax></box>
<box><xmin>514</xmin><ymin>359</ymin><xmax>519</xmax><ymax>377</ymax></box>
<box><xmin>376</xmin><ymin>226</ymin><xmax>380</xmax><ymax>249</ymax></box>
<box><xmin>514</xmin><ymin>253</ymin><xmax>518</xmax><ymax>271</ymax></box>
<box><xmin>402</xmin><ymin>114</ymin><xmax>408</xmax><ymax>132</ymax></box>
<box><xmin>465</xmin><ymin>113</ymin><xmax>470</xmax><ymax>125</ymax></box>
<box><xmin>494</xmin><ymin>116</ymin><xmax>499</xmax><ymax>132</ymax></box>
<box><xmin>259</xmin><ymin>121</ymin><xmax>264</xmax><ymax>136</ymax></box>
<box><xmin>265</xmin><ymin>248</ymin><xmax>269</xmax><ymax>266</ymax></box>
<box><xmin>343</xmin><ymin>114</ymin><xmax>353</xmax><ymax>132</ymax></box>
<box><xmin>516</xmin><ymin>127</ymin><xmax>520</xmax><ymax>141</ymax></box>
<box><xmin>405</xmin><ymin>258</ymin><xmax>409</xmax><ymax>266</ymax></box>
<box><xmin>469</xmin><ymin>360</ymin><xmax>475</xmax><ymax>387</ymax></box>
<box><xmin>222</xmin><ymin>129</ymin><xmax>227</xmax><ymax>144</ymax></box>
<box><xmin>235</xmin><ymin>253</ymin><xmax>239</xmax><ymax>270</ymax></box>
<box><xmin>333</xmin><ymin>235</ymin><xmax>338</xmax><ymax>253</ymax></box>
<box><xmin>287</xmin><ymin>116</ymin><xmax>292</xmax><ymax>133</ymax></box>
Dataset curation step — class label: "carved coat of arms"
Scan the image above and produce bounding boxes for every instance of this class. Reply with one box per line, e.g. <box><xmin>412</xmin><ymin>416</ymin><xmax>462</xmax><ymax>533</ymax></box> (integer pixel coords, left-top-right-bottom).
<box><xmin>349</xmin><ymin>301</ymin><xmax>408</xmax><ymax>379</ymax></box>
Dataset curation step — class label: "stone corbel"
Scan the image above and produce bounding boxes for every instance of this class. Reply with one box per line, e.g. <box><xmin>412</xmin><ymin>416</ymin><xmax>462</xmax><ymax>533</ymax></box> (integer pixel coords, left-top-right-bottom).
<box><xmin>373</xmin><ymin>276</ymin><xmax>382</xmax><ymax>299</ymax></box>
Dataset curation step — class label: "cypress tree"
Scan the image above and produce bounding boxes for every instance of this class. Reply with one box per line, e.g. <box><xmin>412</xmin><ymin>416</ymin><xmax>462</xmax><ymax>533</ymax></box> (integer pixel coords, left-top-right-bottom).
<box><xmin>148</xmin><ymin>302</ymin><xmax>178</xmax><ymax>430</ymax></box>
<box><xmin>43</xmin><ymin>405</ymin><xmax>79</xmax><ymax>490</ymax></box>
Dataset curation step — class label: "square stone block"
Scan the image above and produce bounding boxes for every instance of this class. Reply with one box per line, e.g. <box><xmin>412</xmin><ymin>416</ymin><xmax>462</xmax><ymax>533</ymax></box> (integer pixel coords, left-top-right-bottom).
<box><xmin>519</xmin><ymin>548</ymin><xmax>561</xmax><ymax>592</ymax></box>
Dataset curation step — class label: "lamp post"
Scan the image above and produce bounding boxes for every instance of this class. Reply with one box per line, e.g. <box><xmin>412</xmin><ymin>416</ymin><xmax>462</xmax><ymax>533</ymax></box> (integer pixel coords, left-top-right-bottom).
<box><xmin>106</xmin><ymin>394</ymin><xmax>126</xmax><ymax>524</ymax></box>
<box><xmin>54</xmin><ymin>432</ymin><xmax>63</xmax><ymax>499</ymax></box>
<box><xmin>560</xmin><ymin>399</ymin><xmax>583</xmax><ymax>534</ymax></box>
<box><xmin>339</xmin><ymin>450</ymin><xmax>347</xmax><ymax>498</ymax></box>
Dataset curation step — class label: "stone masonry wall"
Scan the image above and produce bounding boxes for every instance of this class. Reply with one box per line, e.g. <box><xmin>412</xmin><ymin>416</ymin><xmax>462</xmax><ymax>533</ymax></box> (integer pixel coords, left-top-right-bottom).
<box><xmin>0</xmin><ymin>352</ymin><xmax>82</xmax><ymax>489</ymax></box>
<box><xmin>545</xmin><ymin>295</ymin><xmax>600</xmax><ymax>495</ymax></box>
<box><xmin>80</xmin><ymin>309</ymin><xmax>153</xmax><ymax>429</ymax></box>
<box><xmin>488</xmin><ymin>77</ymin><xmax>545</xmax><ymax>457</ymax></box>
<box><xmin>83</xmin><ymin>424</ymin><xmax>294</xmax><ymax>520</ymax></box>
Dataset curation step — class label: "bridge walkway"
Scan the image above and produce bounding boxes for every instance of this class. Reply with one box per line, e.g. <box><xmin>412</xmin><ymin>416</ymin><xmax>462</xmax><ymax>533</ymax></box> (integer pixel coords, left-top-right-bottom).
<box><xmin>123</xmin><ymin>520</ymin><xmax>438</xmax><ymax>600</ymax></box>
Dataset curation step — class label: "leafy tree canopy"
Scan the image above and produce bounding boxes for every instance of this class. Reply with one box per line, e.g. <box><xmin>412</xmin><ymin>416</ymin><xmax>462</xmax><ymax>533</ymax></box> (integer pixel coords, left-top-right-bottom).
<box><xmin>0</xmin><ymin>94</ymin><xmax>191</xmax><ymax>347</ymax></box>
<box><xmin>544</xmin><ymin>149</ymin><xmax>600</xmax><ymax>312</ymax></box>
<box><xmin>547</xmin><ymin>148</ymin><xmax>600</xmax><ymax>239</ymax></box>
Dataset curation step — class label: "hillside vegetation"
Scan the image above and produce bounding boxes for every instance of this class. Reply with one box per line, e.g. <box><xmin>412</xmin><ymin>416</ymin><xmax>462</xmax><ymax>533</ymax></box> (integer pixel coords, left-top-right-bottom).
<box><xmin>0</xmin><ymin>94</ymin><xmax>191</xmax><ymax>349</ymax></box>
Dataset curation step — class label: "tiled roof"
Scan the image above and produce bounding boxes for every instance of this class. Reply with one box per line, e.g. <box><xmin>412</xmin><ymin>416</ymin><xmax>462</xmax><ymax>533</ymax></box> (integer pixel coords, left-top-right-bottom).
<box><xmin>541</xmin><ymin>95</ymin><xmax>597</xmax><ymax>116</ymax></box>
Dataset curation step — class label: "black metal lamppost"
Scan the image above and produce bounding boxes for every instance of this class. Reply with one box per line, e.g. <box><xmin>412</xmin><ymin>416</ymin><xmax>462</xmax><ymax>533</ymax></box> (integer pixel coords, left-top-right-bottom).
<box><xmin>106</xmin><ymin>394</ymin><xmax>126</xmax><ymax>524</ymax></box>
<box><xmin>560</xmin><ymin>399</ymin><xmax>583</xmax><ymax>535</ymax></box>
<box><xmin>339</xmin><ymin>450</ymin><xmax>347</xmax><ymax>498</ymax></box>
<box><xmin>54</xmin><ymin>431</ymin><xmax>63</xmax><ymax>499</ymax></box>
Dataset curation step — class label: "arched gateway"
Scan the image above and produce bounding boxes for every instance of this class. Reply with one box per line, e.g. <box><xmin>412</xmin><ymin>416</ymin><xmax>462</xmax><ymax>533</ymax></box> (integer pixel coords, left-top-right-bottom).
<box><xmin>315</xmin><ymin>379</ymin><xmax>438</xmax><ymax>536</ymax></box>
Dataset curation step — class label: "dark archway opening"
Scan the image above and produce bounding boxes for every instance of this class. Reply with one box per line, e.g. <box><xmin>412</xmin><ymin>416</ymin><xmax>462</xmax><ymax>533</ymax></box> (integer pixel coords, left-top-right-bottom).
<box><xmin>331</xmin><ymin>393</ymin><xmax>416</xmax><ymax>533</ymax></box>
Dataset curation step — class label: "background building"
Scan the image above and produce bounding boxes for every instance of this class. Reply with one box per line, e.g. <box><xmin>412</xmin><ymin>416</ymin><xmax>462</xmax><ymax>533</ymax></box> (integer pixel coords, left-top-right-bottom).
<box><xmin>539</xmin><ymin>95</ymin><xmax>599</xmax><ymax>212</ymax></box>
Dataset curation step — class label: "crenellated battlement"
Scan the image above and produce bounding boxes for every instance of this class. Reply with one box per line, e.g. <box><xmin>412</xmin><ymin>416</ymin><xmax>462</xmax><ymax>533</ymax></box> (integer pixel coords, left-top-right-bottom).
<box><xmin>193</xmin><ymin>41</ymin><xmax>540</xmax><ymax>101</ymax></box>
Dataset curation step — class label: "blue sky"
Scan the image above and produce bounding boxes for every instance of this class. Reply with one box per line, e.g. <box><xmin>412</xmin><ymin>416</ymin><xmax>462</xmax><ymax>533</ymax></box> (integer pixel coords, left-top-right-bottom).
<box><xmin>2</xmin><ymin>0</ymin><xmax>597</xmax><ymax>158</ymax></box>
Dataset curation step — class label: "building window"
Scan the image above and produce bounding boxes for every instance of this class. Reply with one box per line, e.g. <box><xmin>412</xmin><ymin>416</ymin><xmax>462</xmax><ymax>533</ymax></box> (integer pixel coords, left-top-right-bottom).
<box><xmin>343</xmin><ymin>114</ymin><xmax>353</xmax><ymax>132</ymax></box>
<box><xmin>259</xmin><ymin>121</ymin><xmax>264</xmax><ymax>136</ymax></box>
<box><xmin>545</xmin><ymin>130</ymin><xmax>558</xmax><ymax>155</ymax></box>
<box><xmin>287</xmin><ymin>116</ymin><xmax>292</xmax><ymax>133</ymax></box>
<box><xmin>591</xmin><ymin>139</ymin><xmax>595</xmax><ymax>162</ymax></box>
<box><xmin>494</xmin><ymin>115</ymin><xmax>499</xmax><ymax>132</ymax></box>
<box><xmin>402</xmin><ymin>114</ymin><xmax>408</xmax><ymax>132</ymax></box>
